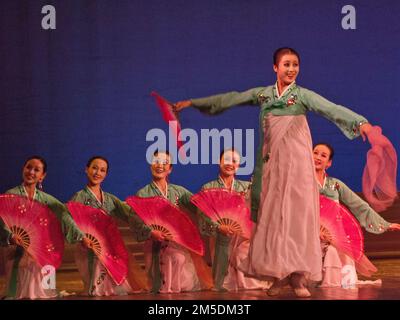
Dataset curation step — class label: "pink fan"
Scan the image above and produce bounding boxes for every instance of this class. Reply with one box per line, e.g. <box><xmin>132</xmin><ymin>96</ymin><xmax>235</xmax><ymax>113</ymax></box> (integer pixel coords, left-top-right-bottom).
<box><xmin>191</xmin><ymin>188</ymin><xmax>253</xmax><ymax>239</ymax></box>
<box><xmin>66</xmin><ymin>202</ymin><xmax>129</xmax><ymax>285</ymax></box>
<box><xmin>354</xmin><ymin>254</ymin><xmax>377</xmax><ymax>277</ymax></box>
<box><xmin>126</xmin><ymin>195</ymin><xmax>204</xmax><ymax>256</ymax></box>
<box><xmin>319</xmin><ymin>195</ymin><xmax>364</xmax><ymax>262</ymax></box>
<box><xmin>0</xmin><ymin>194</ymin><xmax>64</xmax><ymax>269</ymax></box>
<box><xmin>151</xmin><ymin>91</ymin><xmax>184</xmax><ymax>153</ymax></box>
<box><xmin>363</xmin><ymin>125</ymin><xmax>398</xmax><ymax>212</ymax></box>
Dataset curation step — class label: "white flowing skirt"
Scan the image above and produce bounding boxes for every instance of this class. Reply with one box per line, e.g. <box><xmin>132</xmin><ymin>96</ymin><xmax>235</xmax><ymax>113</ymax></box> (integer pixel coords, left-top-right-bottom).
<box><xmin>241</xmin><ymin>114</ymin><xmax>322</xmax><ymax>282</ymax></box>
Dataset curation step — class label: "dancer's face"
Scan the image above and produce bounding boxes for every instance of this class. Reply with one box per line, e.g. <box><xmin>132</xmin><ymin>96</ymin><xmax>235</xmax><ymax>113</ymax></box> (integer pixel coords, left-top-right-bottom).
<box><xmin>313</xmin><ymin>145</ymin><xmax>332</xmax><ymax>171</ymax></box>
<box><xmin>151</xmin><ymin>153</ymin><xmax>172</xmax><ymax>180</ymax></box>
<box><xmin>219</xmin><ymin>150</ymin><xmax>240</xmax><ymax>177</ymax></box>
<box><xmin>273</xmin><ymin>54</ymin><xmax>299</xmax><ymax>86</ymax></box>
<box><xmin>22</xmin><ymin>159</ymin><xmax>46</xmax><ymax>187</ymax></box>
<box><xmin>86</xmin><ymin>159</ymin><xmax>108</xmax><ymax>186</ymax></box>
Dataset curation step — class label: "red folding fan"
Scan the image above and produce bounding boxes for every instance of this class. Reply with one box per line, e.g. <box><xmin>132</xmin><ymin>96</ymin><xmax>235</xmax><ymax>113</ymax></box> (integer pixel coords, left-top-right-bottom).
<box><xmin>126</xmin><ymin>195</ymin><xmax>204</xmax><ymax>256</ymax></box>
<box><xmin>0</xmin><ymin>194</ymin><xmax>64</xmax><ymax>269</ymax></box>
<box><xmin>319</xmin><ymin>195</ymin><xmax>364</xmax><ymax>262</ymax></box>
<box><xmin>151</xmin><ymin>91</ymin><xmax>184</xmax><ymax>155</ymax></box>
<box><xmin>191</xmin><ymin>188</ymin><xmax>253</xmax><ymax>239</ymax></box>
<box><xmin>66</xmin><ymin>202</ymin><xmax>129</xmax><ymax>285</ymax></box>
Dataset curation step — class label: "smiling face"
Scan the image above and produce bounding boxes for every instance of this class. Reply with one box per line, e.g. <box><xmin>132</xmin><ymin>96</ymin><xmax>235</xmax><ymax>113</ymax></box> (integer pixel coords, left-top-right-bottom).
<box><xmin>219</xmin><ymin>150</ymin><xmax>240</xmax><ymax>178</ymax></box>
<box><xmin>313</xmin><ymin>144</ymin><xmax>332</xmax><ymax>172</ymax></box>
<box><xmin>273</xmin><ymin>53</ymin><xmax>300</xmax><ymax>87</ymax></box>
<box><xmin>151</xmin><ymin>152</ymin><xmax>172</xmax><ymax>181</ymax></box>
<box><xmin>85</xmin><ymin>158</ymin><xmax>108</xmax><ymax>187</ymax></box>
<box><xmin>22</xmin><ymin>159</ymin><xmax>46</xmax><ymax>187</ymax></box>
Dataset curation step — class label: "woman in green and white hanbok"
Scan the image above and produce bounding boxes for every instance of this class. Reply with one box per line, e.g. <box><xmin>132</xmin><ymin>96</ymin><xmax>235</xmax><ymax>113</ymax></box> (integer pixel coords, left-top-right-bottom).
<box><xmin>198</xmin><ymin>149</ymin><xmax>270</xmax><ymax>292</ymax></box>
<box><xmin>175</xmin><ymin>47</ymin><xmax>374</xmax><ymax>297</ymax></box>
<box><xmin>1</xmin><ymin>156</ymin><xmax>84</xmax><ymax>299</ymax></box>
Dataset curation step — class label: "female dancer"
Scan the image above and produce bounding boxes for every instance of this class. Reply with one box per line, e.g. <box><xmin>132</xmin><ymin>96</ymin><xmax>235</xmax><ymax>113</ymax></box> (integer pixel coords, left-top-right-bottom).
<box><xmin>1</xmin><ymin>156</ymin><xmax>84</xmax><ymax>299</ymax></box>
<box><xmin>313</xmin><ymin>143</ymin><xmax>400</xmax><ymax>287</ymax></box>
<box><xmin>175</xmin><ymin>47</ymin><xmax>373</xmax><ymax>297</ymax></box>
<box><xmin>134</xmin><ymin>150</ymin><xmax>212</xmax><ymax>293</ymax></box>
<box><xmin>71</xmin><ymin>156</ymin><xmax>150</xmax><ymax>296</ymax></box>
<box><xmin>199</xmin><ymin>149</ymin><xmax>269</xmax><ymax>291</ymax></box>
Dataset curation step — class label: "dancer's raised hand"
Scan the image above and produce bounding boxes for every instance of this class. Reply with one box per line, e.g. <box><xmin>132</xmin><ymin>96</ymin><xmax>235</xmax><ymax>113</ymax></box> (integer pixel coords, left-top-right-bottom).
<box><xmin>388</xmin><ymin>223</ymin><xmax>400</xmax><ymax>231</ymax></box>
<box><xmin>360</xmin><ymin>122</ymin><xmax>372</xmax><ymax>142</ymax></box>
<box><xmin>174</xmin><ymin>100</ymin><xmax>192</xmax><ymax>112</ymax></box>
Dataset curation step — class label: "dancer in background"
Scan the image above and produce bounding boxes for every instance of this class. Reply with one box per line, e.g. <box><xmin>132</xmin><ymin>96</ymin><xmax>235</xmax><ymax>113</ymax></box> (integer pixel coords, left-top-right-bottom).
<box><xmin>71</xmin><ymin>156</ymin><xmax>150</xmax><ymax>296</ymax></box>
<box><xmin>313</xmin><ymin>143</ymin><xmax>400</xmax><ymax>287</ymax></box>
<box><xmin>198</xmin><ymin>149</ymin><xmax>270</xmax><ymax>291</ymax></box>
<box><xmin>1</xmin><ymin>156</ymin><xmax>84</xmax><ymax>299</ymax></box>
<box><xmin>134</xmin><ymin>150</ymin><xmax>212</xmax><ymax>293</ymax></box>
<box><xmin>175</xmin><ymin>47</ymin><xmax>373</xmax><ymax>297</ymax></box>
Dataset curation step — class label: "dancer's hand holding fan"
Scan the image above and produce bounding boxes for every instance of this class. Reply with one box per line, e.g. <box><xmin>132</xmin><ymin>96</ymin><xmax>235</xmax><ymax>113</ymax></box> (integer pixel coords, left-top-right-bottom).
<box><xmin>319</xmin><ymin>194</ymin><xmax>380</xmax><ymax>276</ymax></box>
<box><xmin>126</xmin><ymin>195</ymin><xmax>204</xmax><ymax>256</ymax></box>
<box><xmin>319</xmin><ymin>195</ymin><xmax>364</xmax><ymax>262</ymax></box>
<box><xmin>151</xmin><ymin>91</ymin><xmax>184</xmax><ymax>158</ymax></box>
<box><xmin>0</xmin><ymin>194</ymin><xmax>64</xmax><ymax>269</ymax></box>
<box><xmin>66</xmin><ymin>201</ymin><xmax>129</xmax><ymax>285</ymax></box>
<box><xmin>191</xmin><ymin>188</ymin><xmax>253</xmax><ymax>239</ymax></box>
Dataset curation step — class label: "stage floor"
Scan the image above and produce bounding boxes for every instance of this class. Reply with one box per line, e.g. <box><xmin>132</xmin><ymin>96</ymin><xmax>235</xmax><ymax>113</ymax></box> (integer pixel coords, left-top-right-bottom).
<box><xmin>16</xmin><ymin>258</ymin><xmax>398</xmax><ymax>300</ymax></box>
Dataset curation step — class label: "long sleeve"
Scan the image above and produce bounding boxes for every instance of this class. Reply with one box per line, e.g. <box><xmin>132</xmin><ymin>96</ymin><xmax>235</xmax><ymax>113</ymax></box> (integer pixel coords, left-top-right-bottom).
<box><xmin>119</xmin><ymin>201</ymin><xmax>152</xmax><ymax>242</ymax></box>
<box><xmin>176</xmin><ymin>187</ymin><xmax>197</xmax><ymax>214</ymax></box>
<box><xmin>299</xmin><ymin>88</ymin><xmax>368</xmax><ymax>140</ymax></box>
<box><xmin>110</xmin><ymin>195</ymin><xmax>152</xmax><ymax>242</ymax></box>
<box><xmin>108</xmin><ymin>195</ymin><xmax>131</xmax><ymax>223</ymax></box>
<box><xmin>127</xmin><ymin>188</ymin><xmax>157</xmax><ymax>242</ymax></box>
<box><xmin>173</xmin><ymin>186</ymin><xmax>200</xmax><ymax>228</ymax></box>
<box><xmin>0</xmin><ymin>219</ymin><xmax>11</xmax><ymax>246</ymax></box>
<box><xmin>2</xmin><ymin>190</ymin><xmax>14</xmax><ymax>246</ymax></box>
<box><xmin>46</xmin><ymin>196</ymin><xmax>85</xmax><ymax>244</ymax></box>
<box><xmin>191</xmin><ymin>87</ymin><xmax>264</xmax><ymax>115</ymax></box>
<box><xmin>197</xmin><ymin>209</ymin><xmax>219</xmax><ymax>237</ymax></box>
<box><xmin>337</xmin><ymin>180</ymin><xmax>391</xmax><ymax>234</ymax></box>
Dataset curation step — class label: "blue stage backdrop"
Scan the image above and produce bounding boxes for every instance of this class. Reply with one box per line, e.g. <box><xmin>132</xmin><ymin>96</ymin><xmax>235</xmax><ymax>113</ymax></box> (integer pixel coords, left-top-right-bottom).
<box><xmin>0</xmin><ymin>0</ymin><xmax>399</xmax><ymax>201</ymax></box>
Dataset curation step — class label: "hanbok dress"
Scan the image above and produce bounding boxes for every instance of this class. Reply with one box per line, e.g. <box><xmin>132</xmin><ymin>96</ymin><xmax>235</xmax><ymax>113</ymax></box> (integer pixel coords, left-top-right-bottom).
<box><xmin>1</xmin><ymin>185</ymin><xmax>83</xmax><ymax>299</ymax></box>
<box><xmin>318</xmin><ymin>176</ymin><xmax>390</xmax><ymax>287</ymax></box>
<box><xmin>135</xmin><ymin>182</ymin><xmax>211</xmax><ymax>293</ymax></box>
<box><xmin>71</xmin><ymin>187</ymin><xmax>150</xmax><ymax>296</ymax></box>
<box><xmin>199</xmin><ymin>177</ymin><xmax>270</xmax><ymax>291</ymax></box>
<box><xmin>190</xmin><ymin>82</ymin><xmax>367</xmax><ymax>282</ymax></box>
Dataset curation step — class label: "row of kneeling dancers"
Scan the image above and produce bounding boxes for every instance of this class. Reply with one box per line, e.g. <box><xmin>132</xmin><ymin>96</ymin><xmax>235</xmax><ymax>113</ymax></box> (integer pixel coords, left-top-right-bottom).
<box><xmin>1</xmin><ymin>146</ymin><xmax>399</xmax><ymax>299</ymax></box>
